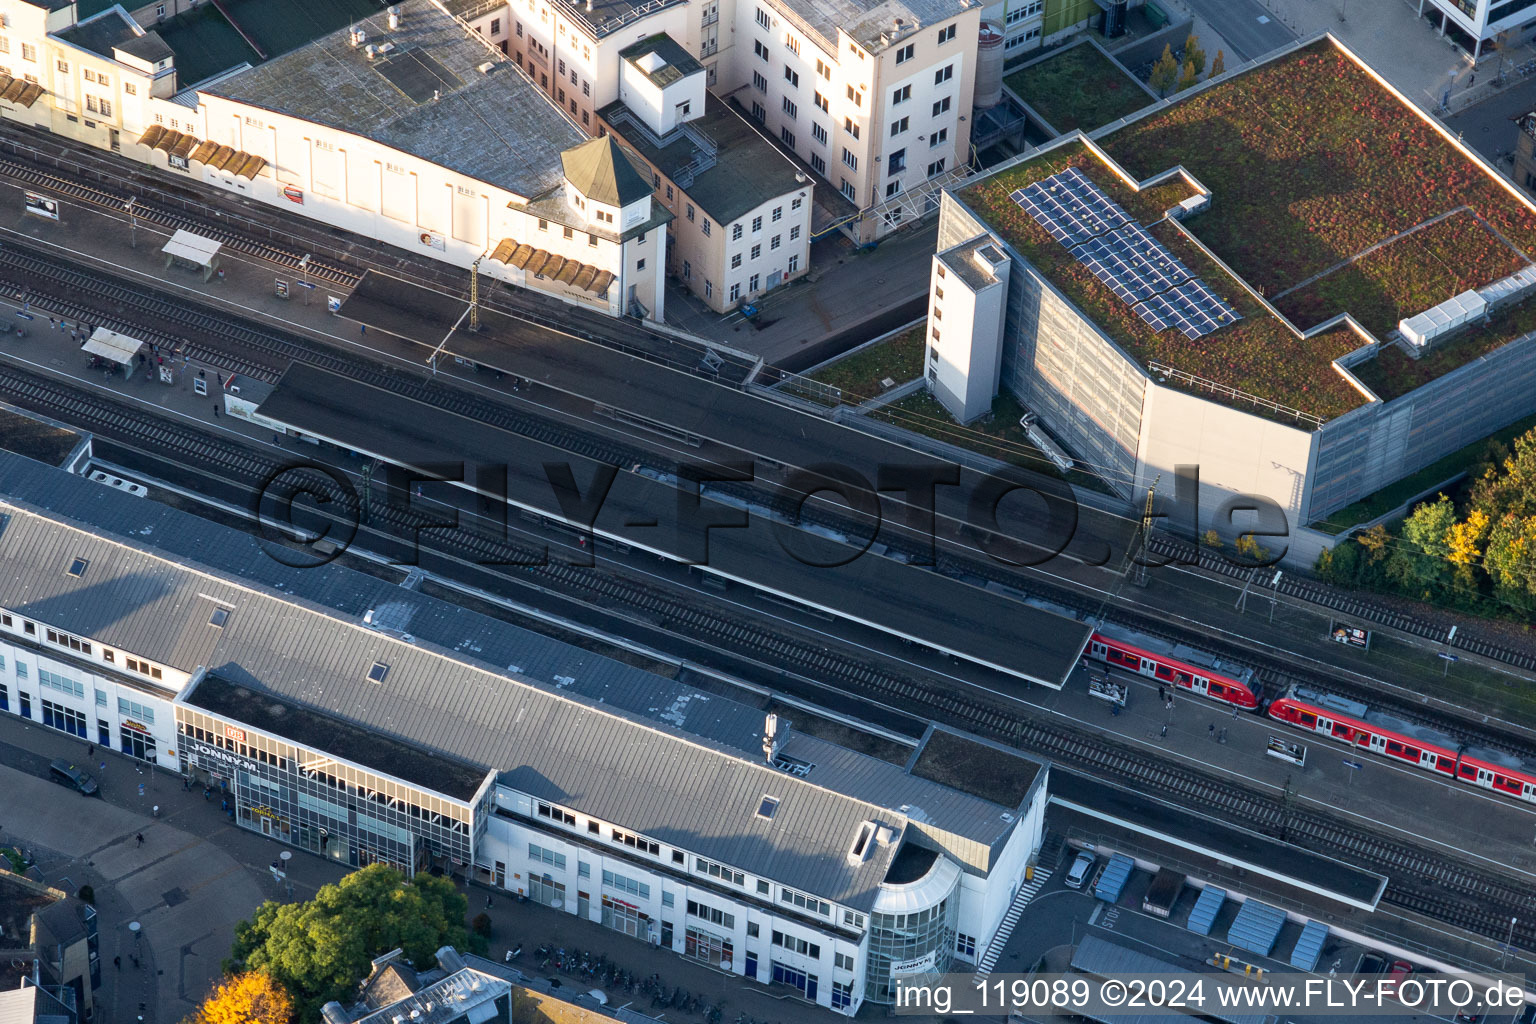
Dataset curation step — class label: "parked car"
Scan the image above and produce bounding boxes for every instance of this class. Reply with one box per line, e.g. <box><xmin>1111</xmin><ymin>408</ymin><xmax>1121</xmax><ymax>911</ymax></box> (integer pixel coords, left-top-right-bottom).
<box><xmin>1064</xmin><ymin>851</ymin><xmax>1096</xmax><ymax>889</ymax></box>
<box><xmin>49</xmin><ymin>759</ymin><xmax>99</xmax><ymax>796</ymax></box>
<box><xmin>1382</xmin><ymin>960</ymin><xmax>1413</xmax><ymax>998</ymax></box>
<box><xmin>1357</xmin><ymin>951</ymin><xmax>1389</xmax><ymax>975</ymax></box>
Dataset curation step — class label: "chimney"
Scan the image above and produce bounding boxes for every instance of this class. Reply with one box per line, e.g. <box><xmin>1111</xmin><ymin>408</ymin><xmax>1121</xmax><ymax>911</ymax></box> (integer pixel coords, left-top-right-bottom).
<box><xmin>349</xmin><ymin>27</ymin><xmax>366</xmax><ymax>46</ymax></box>
<box><xmin>388</xmin><ymin>4</ymin><xmax>401</xmax><ymax>28</ymax></box>
<box><xmin>762</xmin><ymin>713</ymin><xmax>791</xmax><ymax>763</ymax></box>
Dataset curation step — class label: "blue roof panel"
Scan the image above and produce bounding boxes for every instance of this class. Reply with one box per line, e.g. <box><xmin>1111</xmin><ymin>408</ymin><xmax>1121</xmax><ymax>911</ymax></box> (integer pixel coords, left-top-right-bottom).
<box><xmin>1187</xmin><ymin>886</ymin><xmax>1225</xmax><ymax>936</ymax></box>
<box><xmin>1094</xmin><ymin>853</ymin><xmax>1136</xmax><ymax>903</ymax></box>
<box><xmin>1227</xmin><ymin>899</ymin><xmax>1287</xmax><ymax>956</ymax></box>
<box><xmin>1289</xmin><ymin>920</ymin><xmax>1329</xmax><ymax>971</ymax></box>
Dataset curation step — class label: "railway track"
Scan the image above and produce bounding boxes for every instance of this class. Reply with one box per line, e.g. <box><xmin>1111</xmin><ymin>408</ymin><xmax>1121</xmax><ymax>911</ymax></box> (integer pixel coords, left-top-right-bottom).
<box><xmin>2</xmin><ymin>235</ymin><xmax>1532</xmax><ymax>772</ymax></box>
<box><xmin>1</xmin><ymin>359</ymin><xmax>1533</xmax><ymax>948</ymax></box>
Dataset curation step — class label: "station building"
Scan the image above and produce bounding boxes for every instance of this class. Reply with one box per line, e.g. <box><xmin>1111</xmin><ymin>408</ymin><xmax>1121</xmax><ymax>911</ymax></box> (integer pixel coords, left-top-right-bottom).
<box><xmin>923</xmin><ymin>35</ymin><xmax>1536</xmax><ymax>561</ymax></box>
<box><xmin>0</xmin><ymin>453</ymin><xmax>1050</xmax><ymax>1016</ymax></box>
<box><xmin>1</xmin><ymin>0</ymin><xmax>670</xmax><ymax>319</ymax></box>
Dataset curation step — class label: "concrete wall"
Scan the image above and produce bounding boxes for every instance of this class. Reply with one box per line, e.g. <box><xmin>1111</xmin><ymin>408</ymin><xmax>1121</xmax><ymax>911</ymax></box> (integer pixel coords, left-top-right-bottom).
<box><xmin>1137</xmin><ymin>381</ymin><xmax>1317</xmax><ymax>537</ymax></box>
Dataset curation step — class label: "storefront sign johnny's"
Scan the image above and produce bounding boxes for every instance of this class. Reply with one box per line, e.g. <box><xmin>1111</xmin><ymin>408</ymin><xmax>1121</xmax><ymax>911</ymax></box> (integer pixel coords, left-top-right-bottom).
<box><xmin>191</xmin><ymin>740</ymin><xmax>259</xmax><ymax>775</ymax></box>
<box><xmin>890</xmin><ymin>951</ymin><xmax>938</xmax><ymax>977</ymax></box>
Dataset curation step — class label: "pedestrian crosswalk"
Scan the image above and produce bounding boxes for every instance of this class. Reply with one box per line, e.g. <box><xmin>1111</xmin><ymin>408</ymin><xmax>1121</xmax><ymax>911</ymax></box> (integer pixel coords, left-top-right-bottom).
<box><xmin>974</xmin><ymin>868</ymin><xmax>1052</xmax><ymax>979</ymax></box>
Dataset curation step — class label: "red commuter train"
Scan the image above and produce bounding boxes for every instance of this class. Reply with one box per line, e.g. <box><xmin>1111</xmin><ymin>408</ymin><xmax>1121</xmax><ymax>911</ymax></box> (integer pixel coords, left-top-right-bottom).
<box><xmin>1086</xmin><ymin>629</ymin><xmax>1262</xmax><ymax>709</ymax></box>
<box><xmin>1267</xmin><ymin>686</ymin><xmax>1536</xmax><ymax>804</ymax></box>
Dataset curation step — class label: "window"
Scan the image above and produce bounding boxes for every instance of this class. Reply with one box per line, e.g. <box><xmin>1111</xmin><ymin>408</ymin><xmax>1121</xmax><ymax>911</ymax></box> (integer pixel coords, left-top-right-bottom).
<box><xmin>491</xmin><ymin>17</ymin><xmax>502</xmax><ymax>33</ymax></box>
<box><xmin>843</xmin><ymin>117</ymin><xmax>859</xmax><ymax>139</ymax></box>
<box><xmin>842</xmin><ymin>148</ymin><xmax>858</xmax><ymax>170</ymax></box>
<box><xmin>42</xmin><ymin>699</ymin><xmax>87</xmax><ymax>738</ymax></box>
<box><xmin>84</xmin><ymin>69</ymin><xmax>95</xmax><ymax>82</ymax></box>
<box><xmin>790</xmin><ymin>225</ymin><xmax>801</xmax><ymax>241</ymax></box>
<box><xmin>99</xmin><ymin>98</ymin><xmax>112</xmax><ymax>117</ymax></box>
<box><xmin>528</xmin><ymin>843</ymin><xmax>567</xmax><ymax>869</ymax></box>
<box><xmin>780</xmin><ymin>127</ymin><xmax>796</xmax><ymax>148</ymax></box>
<box><xmin>538</xmin><ymin>218</ymin><xmax>548</xmax><ymax>231</ymax></box>
<box><xmin>835</xmin><ymin>952</ymin><xmax>856</xmax><ymax>971</ymax></box>
<box><xmin>612</xmin><ymin>828</ymin><xmax>660</xmax><ymax>855</ymax></box>
<box><xmin>771</xmin><ymin>930</ymin><xmax>821</xmax><ymax>957</ymax></box>
<box><xmin>895</xmin><ymin>41</ymin><xmax>916</xmax><ymax>63</ymax></box>
<box><xmin>886</xmin><ymin>181</ymin><xmax>901</xmax><ymax>197</ymax></box>
<box><xmin>927</xmin><ymin>159</ymin><xmax>946</xmax><ymax>175</ymax></box>
<box><xmin>784</xmin><ymin>66</ymin><xmax>799</xmax><ymax>88</ymax></box>
<box><xmin>56</xmin><ymin>60</ymin><xmax>69</xmax><ymax>73</ymax></box>
<box><xmin>601</xmin><ymin>869</ymin><xmax>649</xmax><ymax>899</ymax></box>
<box><xmin>892</xmin><ymin>84</ymin><xmax>910</xmax><ymax>104</ymax></box>
<box><xmin>665</xmin><ymin>184</ymin><xmax>674</xmax><ymax>201</ymax></box>
<box><xmin>695</xmin><ymin>857</ymin><xmax>745</xmax><ymax>886</ymax></box>
<box><xmin>758</xmin><ymin>796</ymin><xmax>780</xmax><ymax>819</ymax></box>
<box><xmin>687</xmin><ymin>900</ymin><xmax>735</xmax><ymax>929</ymax></box>
<box><xmin>563</xmin><ymin>226</ymin><xmax>574</xmax><ymax>239</ymax></box>
<box><xmin>46</xmin><ymin>629</ymin><xmax>91</xmax><ymax>656</ymax></box>
<box><xmin>757</xmin><ymin>879</ymin><xmax>771</xmax><ymax>895</ymax></box>
<box><xmin>753</xmin><ymin>70</ymin><xmax>768</xmax><ymax>92</ymax></box>
<box><xmin>663</xmin><ymin>891</ymin><xmax>675</xmax><ymax>907</ymax></box>
<box><xmin>891</xmin><ymin>116</ymin><xmax>908</xmax><ymax>136</ymax></box>
<box><xmin>588</xmin><ymin>233</ymin><xmax>597</xmax><ymax>247</ymax></box>
<box><xmin>931</xmin><ymin>127</ymin><xmax>948</xmax><ymax>147</ymax></box>
<box><xmin>843</xmin><ymin>910</ymin><xmax>865</xmax><ymax>929</ymax></box>
<box><xmin>682</xmin><ymin>259</ymin><xmax>691</xmax><ymax>280</ymax></box>
<box><xmin>772</xmin><ymin>206</ymin><xmax>783</xmax><ymax>222</ymax></box>
<box><xmin>748</xmin><ymin>921</ymin><xmax>760</xmax><ymax>937</ymax></box>
<box><xmin>792</xmin><ymin>197</ymin><xmax>803</xmax><ymax>211</ymax></box>
<box><xmin>124</xmin><ymin>83</ymin><xmax>136</xmax><ymax>96</ymax></box>
<box><xmin>814</xmin><ymin>91</ymin><xmax>828</xmax><ymax>112</ymax></box>
<box><xmin>537</xmin><ymin>801</ymin><xmax>577</xmax><ymax>824</ymax></box>
<box><xmin>812</xmin><ymin>122</ymin><xmax>828</xmax><ymax>145</ymax></box>
<box><xmin>840</xmin><ymin>180</ymin><xmax>856</xmax><ymax>202</ymax></box>
<box><xmin>782</xmin><ymin>96</ymin><xmax>797</xmax><ymax>119</ymax></box>
<box><xmin>117</xmin><ymin>697</ymin><xmax>154</xmax><ymax>724</ymax></box>
<box><xmin>39</xmin><ymin>668</ymin><xmax>85</xmax><ymax>699</ymax></box>
<box><xmin>816</xmin><ymin>58</ymin><xmax>831</xmax><ymax>78</ymax></box>
<box><xmin>750</xmin><ymin>244</ymin><xmax>761</xmax><ymax>260</ymax></box>
<box><xmin>21</xmin><ymin>44</ymin><xmax>35</xmax><ymax>63</ymax></box>
<box><xmin>845</xmin><ymin>85</ymin><xmax>861</xmax><ymax>106</ymax></box>
<box><xmin>770</xmin><ymin>235</ymin><xmax>781</xmax><ymax>251</ymax></box>
<box><xmin>756</xmin><ymin>7</ymin><xmax>771</xmax><ymax>28</ymax></box>
<box><xmin>934</xmin><ymin>64</ymin><xmax>953</xmax><ymax>84</ymax></box>
<box><xmin>367</xmin><ymin>662</ymin><xmax>389</xmax><ymax>683</ymax></box>
<box><xmin>754</xmin><ymin>40</ymin><xmax>769</xmax><ymax>62</ymax></box>
<box><xmin>685</xmin><ymin>203</ymin><xmax>694</xmax><ymax>221</ymax></box>
<box><xmin>1006</xmin><ymin>0</ymin><xmax>1043</xmax><ymax>21</ymax></box>
<box><xmin>786</xmin><ymin>34</ymin><xmax>800</xmax><ymax>55</ymax></box>
<box><xmin>636</xmin><ymin>258</ymin><xmax>645</xmax><ymax>271</ymax></box>
<box><xmin>811</xmin><ymin>153</ymin><xmax>826</xmax><ymax>174</ymax></box>
<box><xmin>780</xmin><ymin>887</ymin><xmax>832</xmax><ymax>916</ymax></box>
<box><xmin>956</xmin><ymin>932</ymin><xmax>977</xmax><ymax>957</ymax></box>
<box><xmin>583</xmin><ymin>81</ymin><xmax>590</xmax><ymax>96</ymax></box>
<box><xmin>832</xmin><ymin>981</ymin><xmax>853</xmax><ymax>1010</ymax></box>
<box><xmin>86</xmin><ymin>95</ymin><xmax>100</xmax><ymax>115</ymax></box>
<box><xmin>14</xmin><ymin>661</ymin><xmax>25</xmax><ymax>679</ymax></box>
<box><xmin>937</xmin><ymin>24</ymin><xmax>956</xmax><ymax>43</ymax></box>
<box><xmin>731</xmin><ymin>254</ymin><xmax>743</xmax><ymax>270</ymax></box>
<box><xmin>702</xmin><ymin>218</ymin><xmax>712</xmax><ymax>236</ymax></box>
<box><xmin>933</xmin><ymin>96</ymin><xmax>951</xmax><ymax>116</ymax></box>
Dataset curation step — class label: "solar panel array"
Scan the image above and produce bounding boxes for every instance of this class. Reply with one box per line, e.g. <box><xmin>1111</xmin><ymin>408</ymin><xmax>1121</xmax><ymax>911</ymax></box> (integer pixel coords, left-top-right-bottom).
<box><xmin>1012</xmin><ymin>168</ymin><xmax>1240</xmax><ymax>339</ymax></box>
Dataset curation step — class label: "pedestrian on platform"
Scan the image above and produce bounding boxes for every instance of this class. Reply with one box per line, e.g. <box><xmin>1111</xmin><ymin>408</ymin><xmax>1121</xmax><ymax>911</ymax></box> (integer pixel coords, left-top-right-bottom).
<box><xmin>135</xmin><ymin>833</ymin><xmax>144</xmax><ymax>847</ymax></box>
<box><xmin>1158</xmin><ymin>685</ymin><xmax>1166</xmax><ymax>702</ymax></box>
<box><xmin>86</xmin><ymin>743</ymin><xmax>93</xmax><ymax>757</ymax></box>
<box><xmin>113</xmin><ymin>957</ymin><xmax>120</xmax><ymax>970</ymax></box>
<box><xmin>1208</xmin><ymin>723</ymin><xmax>1215</xmax><ymax>736</ymax></box>
<box><xmin>213</xmin><ymin>404</ymin><xmax>220</xmax><ymax>417</ymax></box>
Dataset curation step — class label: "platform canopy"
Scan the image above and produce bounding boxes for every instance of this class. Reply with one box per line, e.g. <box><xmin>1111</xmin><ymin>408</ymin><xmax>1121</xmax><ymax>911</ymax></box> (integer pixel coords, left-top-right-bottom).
<box><xmin>81</xmin><ymin>327</ymin><xmax>145</xmax><ymax>366</ymax></box>
<box><xmin>162</xmin><ymin>229</ymin><xmax>222</xmax><ymax>268</ymax></box>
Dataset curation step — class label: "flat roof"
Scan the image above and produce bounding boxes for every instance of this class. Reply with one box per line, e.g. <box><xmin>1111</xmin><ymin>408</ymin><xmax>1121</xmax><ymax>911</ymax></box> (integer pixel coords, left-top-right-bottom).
<box><xmin>961</xmin><ymin>36</ymin><xmax>1536</xmax><ymax>422</ymax></box>
<box><xmin>203</xmin><ymin>0</ymin><xmax>582</xmax><ymax>199</ymax></box>
<box><xmin>601</xmin><ymin>92</ymin><xmax>806</xmax><ymax>227</ymax></box>
<box><xmin>189</xmin><ymin>672</ymin><xmax>491</xmax><ymax>800</ymax></box>
<box><xmin>1050</xmin><ymin>771</ymin><xmax>1387</xmax><ymax>911</ymax></box>
<box><xmin>54</xmin><ymin>9</ymin><xmax>141</xmax><ymax>60</ymax></box>
<box><xmin>771</xmin><ymin>0</ymin><xmax>978</xmax><ymax>54</ymax></box>
<box><xmin>257</xmin><ymin>362</ymin><xmax>1091</xmax><ymax>688</ymax></box>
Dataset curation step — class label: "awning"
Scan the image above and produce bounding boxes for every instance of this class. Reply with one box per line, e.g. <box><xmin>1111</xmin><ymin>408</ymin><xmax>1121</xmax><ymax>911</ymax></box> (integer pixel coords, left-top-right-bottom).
<box><xmin>138</xmin><ymin>124</ymin><xmax>201</xmax><ymax>158</ymax></box>
<box><xmin>186</xmin><ymin>140</ymin><xmax>265</xmax><ymax>179</ymax></box>
<box><xmin>0</xmin><ymin>73</ymin><xmax>44</xmax><ymax>107</ymax></box>
<box><xmin>162</xmin><ymin>228</ymin><xmax>222</xmax><ymax>268</ymax></box>
<box><xmin>487</xmin><ymin>237</ymin><xmax>617</xmax><ymax>296</ymax></box>
<box><xmin>81</xmin><ymin>327</ymin><xmax>144</xmax><ymax>365</ymax></box>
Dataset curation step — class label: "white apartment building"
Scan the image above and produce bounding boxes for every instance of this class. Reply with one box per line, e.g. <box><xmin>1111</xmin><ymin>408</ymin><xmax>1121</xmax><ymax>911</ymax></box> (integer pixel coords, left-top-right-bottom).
<box><xmin>599</xmin><ymin>33</ymin><xmax>812</xmax><ymax>310</ymax></box>
<box><xmin>469</xmin><ymin>0</ymin><xmax>981</xmax><ymax>249</ymax></box>
<box><xmin>0</xmin><ymin>0</ymin><xmax>669</xmax><ymax>320</ymax></box>
<box><xmin>0</xmin><ymin>451</ymin><xmax>1052</xmax><ymax>1017</ymax></box>
<box><xmin>1417</xmin><ymin>0</ymin><xmax>1536</xmax><ymax>58</ymax></box>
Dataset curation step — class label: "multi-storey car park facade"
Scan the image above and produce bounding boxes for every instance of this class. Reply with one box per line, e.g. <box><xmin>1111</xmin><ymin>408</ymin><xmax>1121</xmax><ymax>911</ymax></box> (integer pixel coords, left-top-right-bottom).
<box><xmin>923</xmin><ymin>35</ymin><xmax>1536</xmax><ymax>563</ymax></box>
<box><xmin>0</xmin><ymin>0</ymin><xmax>671</xmax><ymax>319</ymax></box>
<box><xmin>0</xmin><ymin>454</ymin><xmax>1050</xmax><ymax>1016</ymax></box>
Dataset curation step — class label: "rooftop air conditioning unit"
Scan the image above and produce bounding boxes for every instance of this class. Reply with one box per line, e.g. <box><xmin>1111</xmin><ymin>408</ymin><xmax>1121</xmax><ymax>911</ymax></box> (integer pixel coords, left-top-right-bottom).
<box><xmin>350</xmin><ymin>27</ymin><xmax>366</xmax><ymax>47</ymax></box>
<box><xmin>388</xmin><ymin>5</ymin><xmax>402</xmax><ymax>29</ymax></box>
<box><xmin>377</xmin><ymin>41</ymin><xmax>396</xmax><ymax>55</ymax></box>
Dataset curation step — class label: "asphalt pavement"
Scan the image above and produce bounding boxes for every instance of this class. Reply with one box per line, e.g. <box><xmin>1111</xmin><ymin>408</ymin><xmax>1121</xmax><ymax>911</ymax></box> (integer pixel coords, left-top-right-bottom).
<box><xmin>1176</xmin><ymin>0</ymin><xmax>1294</xmax><ymax>62</ymax></box>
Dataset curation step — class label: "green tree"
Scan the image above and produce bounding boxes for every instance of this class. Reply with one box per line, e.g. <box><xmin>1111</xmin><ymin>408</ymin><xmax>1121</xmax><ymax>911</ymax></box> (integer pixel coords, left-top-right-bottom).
<box><xmin>226</xmin><ymin>864</ymin><xmax>472</xmax><ymax>1020</ymax></box>
<box><xmin>1149</xmin><ymin>45</ymin><xmax>1179</xmax><ymax>96</ymax></box>
<box><xmin>1182</xmin><ymin>32</ymin><xmax>1206</xmax><ymax>76</ymax></box>
<box><xmin>1209</xmin><ymin>49</ymin><xmax>1225</xmax><ymax>77</ymax></box>
<box><xmin>1386</xmin><ymin>493</ymin><xmax>1457</xmax><ymax>592</ymax></box>
<box><xmin>1484</xmin><ymin>514</ymin><xmax>1536</xmax><ymax>613</ymax></box>
<box><xmin>1468</xmin><ymin>429</ymin><xmax>1536</xmax><ymax>522</ymax></box>
<box><xmin>1177</xmin><ymin>58</ymin><xmax>1199</xmax><ymax>91</ymax></box>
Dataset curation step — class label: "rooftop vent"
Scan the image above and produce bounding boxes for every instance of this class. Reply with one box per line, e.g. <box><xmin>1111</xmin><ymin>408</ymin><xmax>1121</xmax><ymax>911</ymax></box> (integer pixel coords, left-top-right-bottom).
<box><xmin>478</xmin><ymin>61</ymin><xmax>494</xmax><ymax>73</ymax></box>
<box><xmin>350</xmin><ymin>27</ymin><xmax>366</xmax><ymax>47</ymax></box>
<box><xmin>366</xmin><ymin>43</ymin><xmax>378</xmax><ymax>59</ymax></box>
<box><xmin>388</xmin><ymin>4</ymin><xmax>402</xmax><ymax>29</ymax></box>
<box><xmin>638</xmin><ymin>50</ymin><xmax>667</xmax><ymax>73</ymax></box>
<box><xmin>875</xmin><ymin>825</ymin><xmax>896</xmax><ymax>846</ymax></box>
<box><xmin>378</xmin><ymin>41</ymin><xmax>396</xmax><ymax>55</ymax></box>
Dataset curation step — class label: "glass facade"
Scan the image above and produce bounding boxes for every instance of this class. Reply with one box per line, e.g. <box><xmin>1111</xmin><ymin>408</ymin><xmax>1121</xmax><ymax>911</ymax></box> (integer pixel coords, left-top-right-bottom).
<box><xmin>864</xmin><ymin>896</ymin><xmax>957</xmax><ymax>1004</ymax></box>
<box><xmin>177</xmin><ymin>710</ymin><xmax>479</xmax><ymax>875</ymax></box>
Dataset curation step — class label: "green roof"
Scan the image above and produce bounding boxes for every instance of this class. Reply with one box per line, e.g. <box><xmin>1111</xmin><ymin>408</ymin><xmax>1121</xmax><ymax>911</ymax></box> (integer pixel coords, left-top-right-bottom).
<box><xmin>561</xmin><ymin>136</ymin><xmax>654</xmax><ymax>207</ymax></box>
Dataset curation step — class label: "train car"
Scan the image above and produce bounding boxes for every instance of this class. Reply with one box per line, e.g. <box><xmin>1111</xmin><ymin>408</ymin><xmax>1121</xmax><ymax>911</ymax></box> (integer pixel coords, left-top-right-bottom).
<box><xmin>1267</xmin><ymin>686</ymin><xmax>1536</xmax><ymax>805</ymax></box>
<box><xmin>1085</xmin><ymin>627</ymin><xmax>1260</xmax><ymax>710</ymax></box>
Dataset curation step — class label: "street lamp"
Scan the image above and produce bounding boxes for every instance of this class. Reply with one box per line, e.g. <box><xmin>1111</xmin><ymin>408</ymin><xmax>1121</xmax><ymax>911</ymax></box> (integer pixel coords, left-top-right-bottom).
<box><xmin>124</xmin><ymin>198</ymin><xmax>138</xmax><ymax>249</ymax></box>
<box><xmin>1503</xmin><ymin>916</ymin><xmax>1518</xmax><ymax>970</ymax></box>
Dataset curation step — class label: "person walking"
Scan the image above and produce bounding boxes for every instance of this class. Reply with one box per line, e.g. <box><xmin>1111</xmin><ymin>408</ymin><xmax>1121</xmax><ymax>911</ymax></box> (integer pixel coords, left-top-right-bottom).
<box><xmin>86</xmin><ymin>743</ymin><xmax>93</xmax><ymax>758</ymax></box>
<box><xmin>135</xmin><ymin>833</ymin><xmax>144</xmax><ymax>847</ymax></box>
<box><xmin>113</xmin><ymin>956</ymin><xmax>120</xmax><ymax>970</ymax></box>
<box><xmin>1158</xmin><ymin>685</ymin><xmax>1166</xmax><ymax>702</ymax></box>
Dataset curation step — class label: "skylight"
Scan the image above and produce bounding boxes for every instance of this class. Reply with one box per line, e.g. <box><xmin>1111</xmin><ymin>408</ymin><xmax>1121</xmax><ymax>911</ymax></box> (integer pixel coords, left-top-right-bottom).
<box><xmin>757</xmin><ymin>796</ymin><xmax>779</xmax><ymax>820</ymax></box>
<box><xmin>66</xmin><ymin>558</ymin><xmax>88</xmax><ymax>578</ymax></box>
<box><xmin>209</xmin><ymin>607</ymin><xmax>230</xmax><ymax>628</ymax></box>
<box><xmin>367</xmin><ymin>662</ymin><xmax>390</xmax><ymax>683</ymax></box>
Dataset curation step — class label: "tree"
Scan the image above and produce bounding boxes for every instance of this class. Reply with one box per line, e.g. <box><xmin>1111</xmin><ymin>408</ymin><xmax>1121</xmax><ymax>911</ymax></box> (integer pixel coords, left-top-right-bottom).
<box><xmin>1210</xmin><ymin>49</ymin><xmax>1226</xmax><ymax>78</ymax></box>
<box><xmin>1182</xmin><ymin>32</ymin><xmax>1206</xmax><ymax>76</ymax></box>
<box><xmin>226</xmin><ymin>864</ymin><xmax>472</xmax><ymax>1020</ymax></box>
<box><xmin>1446</xmin><ymin>509</ymin><xmax>1489</xmax><ymax>567</ymax></box>
<box><xmin>1201</xmin><ymin>528</ymin><xmax>1223</xmax><ymax>550</ymax></box>
<box><xmin>1484</xmin><ymin>514</ymin><xmax>1536</xmax><ymax>613</ymax></box>
<box><xmin>1387</xmin><ymin>493</ymin><xmax>1457</xmax><ymax>592</ymax></box>
<box><xmin>184</xmin><ymin>971</ymin><xmax>294</xmax><ymax>1024</ymax></box>
<box><xmin>1468</xmin><ymin>430</ymin><xmax>1536</xmax><ymax>522</ymax></box>
<box><xmin>1177</xmin><ymin>58</ymin><xmax>1199</xmax><ymax>92</ymax></box>
<box><xmin>1149</xmin><ymin>45</ymin><xmax>1179</xmax><ymax>96</ymax></box>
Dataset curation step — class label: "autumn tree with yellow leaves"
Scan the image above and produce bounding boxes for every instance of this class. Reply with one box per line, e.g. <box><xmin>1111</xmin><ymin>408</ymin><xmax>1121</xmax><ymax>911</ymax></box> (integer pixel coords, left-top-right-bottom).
<box><xmin>183</xmin><ymin>971</ymin><xmax>294</xmax><ymax>1024</ymax></box>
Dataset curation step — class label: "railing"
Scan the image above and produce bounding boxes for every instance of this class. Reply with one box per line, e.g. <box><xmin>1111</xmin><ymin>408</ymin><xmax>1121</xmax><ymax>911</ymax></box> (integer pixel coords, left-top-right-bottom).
<box><xmin>606</xmin><ymin>107</ymin><xmax>717</xmax><ymax>187</ymax></box>
<box><xmin>451</xmin><ymin>0</ymin><xmax>509</xmax><ymax>20</ymax></box>
<box><xmin>552</xmin><ymin>0</ymin><xmax>686</xmax><ymax>37</ymax></box>
<box><xmin>1147</xmin><ymin>360</ymin><xmax>1325</xmax><ymax>430</ymax></box>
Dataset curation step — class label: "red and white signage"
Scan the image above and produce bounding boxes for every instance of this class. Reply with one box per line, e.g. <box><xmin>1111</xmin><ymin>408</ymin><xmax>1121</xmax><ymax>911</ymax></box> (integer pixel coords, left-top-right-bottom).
<box><xmin>282</xmin><ymin>185</ymin><xmax>304</xmax><ymax>205</ymax></box>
